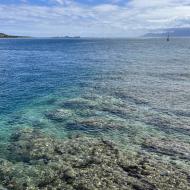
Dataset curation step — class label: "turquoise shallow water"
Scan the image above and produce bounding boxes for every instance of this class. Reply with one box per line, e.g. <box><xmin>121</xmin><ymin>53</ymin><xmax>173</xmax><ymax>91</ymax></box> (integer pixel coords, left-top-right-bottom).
<box><xmin>0</xmin><ymin>38</ymin><xmax>190</xmax><ymax>169</ymax></box>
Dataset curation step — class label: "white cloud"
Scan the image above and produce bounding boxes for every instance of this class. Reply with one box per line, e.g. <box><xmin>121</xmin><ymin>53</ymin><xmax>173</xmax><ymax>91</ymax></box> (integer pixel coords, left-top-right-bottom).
<box><xmin>54</xmin><ymin>0</ymin><xmax>65</xmax><ymax>4</ymax></box>
<box><xmin>51</xmin><ymin>0</ymin><xmax>73</xmax><ymax>5</ymax></box>
<box><xmin>0</xmin><ymin>0</ymin><xmax>190</xmax><ymax>37</ymax></box>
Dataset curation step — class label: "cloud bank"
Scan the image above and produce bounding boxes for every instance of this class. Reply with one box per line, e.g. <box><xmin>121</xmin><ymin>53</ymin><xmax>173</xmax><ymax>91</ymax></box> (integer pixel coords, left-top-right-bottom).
<box><xmin>0</xmin><ymin>0</ymin><xmax>190</xmax><ymax>37</ymax></box>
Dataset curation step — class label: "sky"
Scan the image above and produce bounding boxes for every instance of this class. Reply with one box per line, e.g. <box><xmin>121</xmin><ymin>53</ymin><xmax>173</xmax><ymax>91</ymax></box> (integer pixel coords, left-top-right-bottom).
<box><xmin>0</xmin><ymin>0</ymin><xmax>190</xmax><ymax>37</ymax></box>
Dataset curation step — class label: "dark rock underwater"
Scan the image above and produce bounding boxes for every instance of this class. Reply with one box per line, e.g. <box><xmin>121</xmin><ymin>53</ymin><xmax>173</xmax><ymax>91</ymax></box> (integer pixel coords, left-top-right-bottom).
<box><xmin>0</xmin><ymin>128</ymin><xmax>189</xmax><ymax>190</ymax></box>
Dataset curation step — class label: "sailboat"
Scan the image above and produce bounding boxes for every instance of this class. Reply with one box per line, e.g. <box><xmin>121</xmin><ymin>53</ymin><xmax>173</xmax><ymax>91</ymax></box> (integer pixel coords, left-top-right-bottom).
<box><xmin>167</xmin><ymin>32</ymin><xmax>170</xmax><ymax>42</ymax></box>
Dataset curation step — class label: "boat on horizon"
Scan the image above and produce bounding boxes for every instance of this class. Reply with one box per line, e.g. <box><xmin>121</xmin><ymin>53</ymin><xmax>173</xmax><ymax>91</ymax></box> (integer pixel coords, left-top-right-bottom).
<box><xmin>167</xmin><ymin>32</ymin><xmax>170</xmax><ymax>41</ymax></box>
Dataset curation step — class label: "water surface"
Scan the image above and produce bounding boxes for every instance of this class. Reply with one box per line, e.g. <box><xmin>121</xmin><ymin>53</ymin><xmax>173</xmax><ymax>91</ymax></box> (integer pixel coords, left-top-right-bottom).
<box><xmin>0</xmin><ymin>38</ymin><xmax>190</xmax><ymax>168</ymax></box>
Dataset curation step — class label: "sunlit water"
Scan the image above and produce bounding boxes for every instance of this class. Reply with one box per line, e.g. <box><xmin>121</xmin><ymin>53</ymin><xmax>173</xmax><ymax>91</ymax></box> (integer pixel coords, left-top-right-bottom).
<box><xmin>0</xmin><ymin>38</ymin><xmax>190</xmax><ymax>169</ymax></box>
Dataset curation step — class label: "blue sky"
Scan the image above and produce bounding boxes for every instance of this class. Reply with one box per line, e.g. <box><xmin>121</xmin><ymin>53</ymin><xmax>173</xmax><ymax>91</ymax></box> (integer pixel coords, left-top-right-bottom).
<box><xmin>0</xmin><ymin>0</ymin><xmax>125</xmax><ymax>6</ymax></box>
<box><xmin>0</xmin><ymin>0</ymin><xmax>190</xmax><ymax>37</ymax></box>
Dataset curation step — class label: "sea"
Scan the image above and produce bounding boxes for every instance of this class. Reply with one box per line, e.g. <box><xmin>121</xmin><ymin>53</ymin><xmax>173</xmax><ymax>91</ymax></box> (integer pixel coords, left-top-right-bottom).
<box><xmin>0</xmin><ymin>38</ymin><xmax>190</xmax><ymax>170</ymax></box>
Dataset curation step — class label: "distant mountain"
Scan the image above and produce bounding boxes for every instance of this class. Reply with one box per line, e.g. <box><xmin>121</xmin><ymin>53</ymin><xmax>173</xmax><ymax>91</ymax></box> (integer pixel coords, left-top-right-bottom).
<box><xmin>144</xmin><ymin>28</ymin><xmax>190</xmax><ymax>37</ymax></box>
<box><xmin>0</xmin><ymin>33</ymin><xmax>29</xmax><ymax>38</ymax></box>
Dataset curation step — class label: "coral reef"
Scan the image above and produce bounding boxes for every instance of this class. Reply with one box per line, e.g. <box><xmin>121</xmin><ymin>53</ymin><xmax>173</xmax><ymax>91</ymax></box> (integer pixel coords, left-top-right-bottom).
<box><xmin>52</xmin><ymin>96</ymin><xmax>190</xmax><ymax>136</ymax></box>
<box><xmin>0</xmin><ymin>128</ymin><xmax>189</xmax><ymax>190</ymax></box>
<box><xmin>45</xmin><ymin>108</ymin><xmax>74</xmax><ymax>122</ymax></box>
<box><xmin>142</xmin><ymin>137</ymin><xmax>190</xmax><ymax>161</ymax></box>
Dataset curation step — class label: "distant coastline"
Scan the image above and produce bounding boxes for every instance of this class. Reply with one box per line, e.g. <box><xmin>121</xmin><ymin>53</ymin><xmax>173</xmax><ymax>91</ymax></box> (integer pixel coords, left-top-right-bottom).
<box><xmin>52</xmin><ymin>36</ymin><xmax>81</xmax><ymax>39</ymax></box>
<box><xmin>0</xmin><ymin>33</ymin><xmax>30</xmax><ymax>38</ymax></box>
<box><xmin>0</xmin><ymin>33</ymin><xmax>82</xmax><ymax>39</ymax></box>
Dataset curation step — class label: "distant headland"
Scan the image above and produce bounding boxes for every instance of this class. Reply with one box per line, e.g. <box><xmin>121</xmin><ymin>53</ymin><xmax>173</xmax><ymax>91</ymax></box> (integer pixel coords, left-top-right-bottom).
<box><xmin>0</xmin><ymin>33</ymin><xmax>30</xmax><ymax>38</ymax></box>
<box><xmin>52</xmin><ymin>36</ymin><xmax>81</xmax><ymax>39</ymax></box>
<box><xmin>0</xmin><ymin>33</ymin><xmax>81</xmax><ymax>39</ymax></box>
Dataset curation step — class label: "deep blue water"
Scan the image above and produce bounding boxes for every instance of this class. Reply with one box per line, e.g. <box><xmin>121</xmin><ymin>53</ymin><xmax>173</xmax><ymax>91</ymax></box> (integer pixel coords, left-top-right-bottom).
<box><xmin>0</xmin><ymin>38</ymin><xmax>190</xmax><ymax>167</ymax></box>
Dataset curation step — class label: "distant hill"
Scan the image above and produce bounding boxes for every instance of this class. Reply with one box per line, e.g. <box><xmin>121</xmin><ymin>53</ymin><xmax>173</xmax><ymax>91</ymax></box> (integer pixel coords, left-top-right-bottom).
<box><xmin>0</xmin><ymin>33</ymin><xmax>29</xmax><ymax>38</ymax></box>
<box><xmin>144</xmin><ymin>28</ymin><xmax>190</xmax><ymax>37</ymax></box>
<box><xmin>53</xmin><ymin>36</ymin><xmax>81</xmax><ymax>39</ymax></box>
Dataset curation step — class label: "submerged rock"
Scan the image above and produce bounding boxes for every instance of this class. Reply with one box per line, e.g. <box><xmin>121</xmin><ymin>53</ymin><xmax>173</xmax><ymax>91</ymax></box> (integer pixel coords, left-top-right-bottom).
<box><xmin>45</xmin><ymin>108</ymin><xmax>74</xmax><ymax>122</ymax></box>
<box><xmin>0</xmin><ymin>128</ymin><xmax>189</xmax><ymax>190</ymax></box>
<box><xmin>142</xmin><ymin>137</ymin><xmax>190</xmax><ymax>161</ymax></box>
<box><xmin>0</xmin><ymin>184</ymin><xmax>8</xmax><ymax>190</ymax></box>
<box><xmin>58</xmin><ymin>98</ymin><xmax>96</xmax><ymax>110</ymax></box>
<box><xmin>66</xmin><ymin>117</ymin><xmax>125</xmax><ymax>132</ymax></box>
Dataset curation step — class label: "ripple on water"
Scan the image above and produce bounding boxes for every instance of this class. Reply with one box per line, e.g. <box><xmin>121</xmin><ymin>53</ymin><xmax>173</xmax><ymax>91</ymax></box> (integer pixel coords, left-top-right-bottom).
<box><xmin>0</xmin><ymin>38</ymin><xmax>190</xmax><ymax>189</ymax></box>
